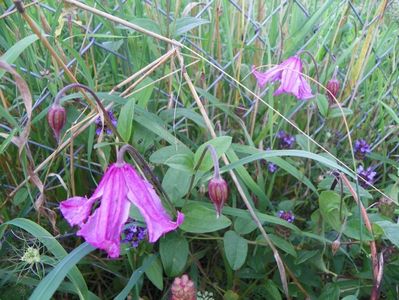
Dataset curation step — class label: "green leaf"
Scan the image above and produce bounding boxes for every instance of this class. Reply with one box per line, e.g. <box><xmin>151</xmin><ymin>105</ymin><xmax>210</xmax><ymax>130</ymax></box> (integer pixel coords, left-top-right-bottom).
<box><xmin>268</xmin><ymin>234</ymin><xmax>297</xmax><ymax>257</ymax></box>
<box><xmin>117</xmin><ymin>97</ymin><xmax>136</xmax><ymax>141</ymax></box>
<box><xmin>318</xmin><ymin>191</ymin><xmax>347</xmax><ymax>231</ymax></box>
<box><xmin>318</xmin><ymin>283</ymin><xmax>340</xmax><ymax>300</ymax></box>
<box><xmin>194</xmin><ymin>136</ymin><xmax>232</xmax><ymax>172</ymax></box>
<box><xmin>234</xmin><ymin>217</ymin><xmax>257</xmax><ymax>235</ymax></box>
<box><xmin>114</xmin><ymin>255</ymin><xmax>156</xmax><ymax>300</ymax></box>
<box><xmin>327</xmin><ymin>107</ymin><xmax>353</xmax><ymax>119</ymax></box>
<box><xmin>0</xmin><ymin>34</ymin><xmax>39</xmax><ymax>79</ymax></box>
<box><xmin>144</xmin><ymin>254</ymin><xmax>164</xmax><ymax>290</ymax></box>
<box><xmin>150</xmin><ymin>145</ymin><xmax>193</xmax><ymax>165</ymax></box>
<box><xmin>119</xmin><ymin>18</ymin><xmax>161</xmax><ymax>34</ymax></box>
<box><xmin>375</xmin><ymin>221</ymin><xmax>399</xmax><ymax>247</ymax></box>
<box><xmin>174</xmin><ymin>17</ymin><xmax>209</xmax><ymax>36</ymax></box>
<box><xmin>316</xmin><ymin>94</ymin><xmax>329</xmax><ymax>117</ymax></box>
<box><xmin>134</xmin><ymin>78</ymin><xmax>154</xmax><ymax>108</ymax></box>
<box><xmin>160</xmin><ymin>232</ymin><xmax>189</xmax><ymax>277</ymax></box>
<box><xmin>0</xmin><ymin>219</ymin><xmax>90</xmax><ymax>299</ymax></box>
<box><xmin>180</xmin><ymin>202</ymin><xmax>231</xmax><ymax>233</ymax></box>
<box><xmin>264</xmin><ymin>280</ymin><xmax>282</xmax><ymax>300</ymax></box>
<box><xmin>164</xmin><ymin>153</ymin><xmax>194</xmax><ymax>173</ymax></box>
<box><xmin>30</xmin><ymin>243</ymin><xmax>95</xmax><ymax>300</ymax></box>
<box><xmin>162</xmin><ymin>168</ymin><xmax>192</xmax><ymax>199</ymax></box>
<box><xmin>224</xmin><ymin>231</ymin><xmax>248</xmax><ymax>270</ymax></box>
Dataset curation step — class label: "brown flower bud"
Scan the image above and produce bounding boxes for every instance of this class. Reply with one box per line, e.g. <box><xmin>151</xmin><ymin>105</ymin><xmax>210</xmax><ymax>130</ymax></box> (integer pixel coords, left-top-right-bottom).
<box><xmin>47</xmin><ymin>104</ymin><xmax>66</xmax><ymax>142</ymax></box>
<box><xmin>326</xmin><ymin>75</ymin><xmax>340</xmax><ymax>104</ymax></box>
<box><xmin>208</xmin><ymin>176</ymin><xmax>228</xmax><ymax>218</ymax></box>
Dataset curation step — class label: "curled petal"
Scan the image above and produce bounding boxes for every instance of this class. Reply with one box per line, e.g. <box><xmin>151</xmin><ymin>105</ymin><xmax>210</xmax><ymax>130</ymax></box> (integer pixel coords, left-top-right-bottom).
<box><xmin>252</xmin><ymin>65</ymin><xmax>283</xmax><ymax>88</ymax></box>
<box><xmin>60</xmin><ymin>196</ymin><xmax>98</xmax><ymax>226</ymax></box>
<box><xmin>298</xmin><ymin>76</ymin><xmax>314</xmax><ymax>100</ymax></box>
<box><xmin>125</xmin><ymin>165</ymin><xmax>184</xmax><ymax>243</ymax></box>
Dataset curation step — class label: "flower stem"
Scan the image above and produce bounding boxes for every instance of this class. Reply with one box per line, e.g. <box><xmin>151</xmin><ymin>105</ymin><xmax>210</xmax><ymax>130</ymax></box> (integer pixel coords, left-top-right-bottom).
<box><xmin>186</xmin><ymin>144</ymin><xmax>221</xmax><ymax>200</ymax></box>
<box><xmin>116</xmin><ymin>144</ymin><xmax>177</xmax><ymax>216</ymax></box>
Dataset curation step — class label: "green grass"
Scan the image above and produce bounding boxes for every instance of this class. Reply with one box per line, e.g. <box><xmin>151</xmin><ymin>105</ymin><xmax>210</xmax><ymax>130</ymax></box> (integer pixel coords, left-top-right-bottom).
<box><xmin>0</xmin><ymin>0</ymin><xmax>399</xmax><ymax>299</ymax></box>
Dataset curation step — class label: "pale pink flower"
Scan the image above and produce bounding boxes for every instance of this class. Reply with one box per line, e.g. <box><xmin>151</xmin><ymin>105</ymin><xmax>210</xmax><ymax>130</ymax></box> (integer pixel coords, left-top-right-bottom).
<box><xmin>252</xmin><ymin>55</ymin><xmax>314</xmax><ymax>100</ymax></box>
<box><xmin>60</xmin><ymin>162</ymin><xmax>184</xmax><ymax>258</ymax></box>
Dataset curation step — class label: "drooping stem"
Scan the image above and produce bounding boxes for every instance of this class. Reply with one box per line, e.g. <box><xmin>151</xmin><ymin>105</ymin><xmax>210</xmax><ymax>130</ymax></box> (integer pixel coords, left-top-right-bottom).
<box><xmin>186</xmin><ymin>144</ymin><xmax>221</xmax><ymax>200</ymax></box>
<box><xmin>54</xmin><ymin>83</ymin><xmax>121</xmax><ymax>141</ymax></box>
<box><xmin>54</xmin><ymin>84</ymin><xmax>175</xmax><ymax>215</ymax></box>
<box><xmin>298</xmin><ymin>50</ymin><xmax>320</xmax><ymax>93</ymax></box>
<box><xmin>116</xmin><ymin>144</ymin><xmax>176</xmax><ymax>216</ymax></box>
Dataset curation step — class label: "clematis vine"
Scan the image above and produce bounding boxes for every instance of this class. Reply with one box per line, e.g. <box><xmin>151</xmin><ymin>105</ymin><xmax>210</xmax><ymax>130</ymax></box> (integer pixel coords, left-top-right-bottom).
<box><xmin>60</xmin><ymin>144</ymin><xmax>184</xmax><ymax>258</ymax></box>
<box><xmin>252</xmin><ymin>55</ymin><xmax>314</xmax><ymax>100</ymax></box>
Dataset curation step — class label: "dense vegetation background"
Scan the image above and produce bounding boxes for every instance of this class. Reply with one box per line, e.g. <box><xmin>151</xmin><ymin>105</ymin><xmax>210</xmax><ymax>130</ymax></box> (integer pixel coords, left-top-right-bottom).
<box><xmin>0</xmin><ymin>0</ymin><xmax>398</xmax><ymax>299</ymax></box>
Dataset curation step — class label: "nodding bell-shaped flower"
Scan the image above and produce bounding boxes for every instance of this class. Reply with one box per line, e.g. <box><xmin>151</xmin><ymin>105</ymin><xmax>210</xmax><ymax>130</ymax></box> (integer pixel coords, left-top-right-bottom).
<box><xmin>60</xmin><ymin>145</ymin><xmax>184</xmax><ymax>258</ymax></box>
<box><xmin>47</xmin><ymin>103</ymin><xmax>66</xmax><ymax>142</ymax></box>
<box><xmin>252</xmin><ymin>55</ymin><xmax>314</xmax><ymax>100</ymax></box>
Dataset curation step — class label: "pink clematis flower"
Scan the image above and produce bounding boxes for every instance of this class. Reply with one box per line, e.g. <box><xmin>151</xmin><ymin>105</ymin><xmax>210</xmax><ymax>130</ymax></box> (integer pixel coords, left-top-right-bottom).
<box><xmin>252</xmin><ymin>55</ymin><xmax>314</xmax><ymax>100</ymax></box>
<box><xmin>60</xmin><ymin>146</ymin><xmax>184</xmax><ymax>258</ymax></box>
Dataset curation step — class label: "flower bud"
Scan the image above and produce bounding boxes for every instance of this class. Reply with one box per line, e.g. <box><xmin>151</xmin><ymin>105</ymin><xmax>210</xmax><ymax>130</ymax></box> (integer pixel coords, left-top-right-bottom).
<box><xmin>170</xmin><ymin>274</ymin><xmax>196</xmax><ymax>300</ymax></box>
<box><xmin>331</xmin><ymin>239</ymin><xmax>341</xmax><ymax>256</ymax></box>
<box><xmin>47</xmin><ymin>104</ymin><xmax>66</xmax><ymax>141</ymax></box>
<box><xmin>208</xmin><ymin>176</ymin><xmax>228</xmax><ymax>218</ymax></box>
<box><xmin>326</xmin><ymin>75</ymin><xmax>340</xmax><ymax>104</ymax></box>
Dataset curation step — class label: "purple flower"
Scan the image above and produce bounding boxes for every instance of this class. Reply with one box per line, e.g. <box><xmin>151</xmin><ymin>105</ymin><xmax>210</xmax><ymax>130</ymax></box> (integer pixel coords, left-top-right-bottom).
<box><xmin>95</xmin><ymin>110</ymin><xmax>117</xmax><ymax>135</ymax></box>
<box><xmin>268</xmin><ymin>162</ymin><xmax>278</xmax><ymax>173</ymax></box>
<box><xmin>354</xmin><ymin>139</ymin><xmax>371</xmax><ymax>160</ymax></box>
<box><xmin>60</xmin><ymin>162</ymin><xmax>184</xmax><ymax>258</ymax></box>
<box><xmin>357</xmin><ymin>165</ymin><xmax>377</xmax><ymax>188</ymax></box>
<box><xmin>122</xmin><ymin>220</ymin><xmax>147</xmax><ymax>249</ymax></box>
<box><xmin>278</xmin><ymin>210</ymin><xmax>295</xmax><ymax>223</ymax></box>
<box><xmin>252</xmin><ymin>55</ymin><xmax>314</xmax><ymax>100</ymax></box>
<box><xmin>277</xmin><ymin>131</ymin><xmax>295</xmax><ymax>149</ymax></box>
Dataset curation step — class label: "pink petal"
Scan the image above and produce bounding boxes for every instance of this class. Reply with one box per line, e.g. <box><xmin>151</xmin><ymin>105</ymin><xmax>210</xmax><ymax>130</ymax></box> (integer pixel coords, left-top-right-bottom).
<box><xmin>252</xmin><ymin>65</ymin><xmax>283</xmax><ymax>88</ymax></box>
<box><xmin>77</xmin><ymin>165</ymin><xmax>131</xmax><ymax>258</ymax></box>
<box><xmin>298</xmin><ymin>76</ymin><xmax>314</xmax><ymax>100</ymax></box>
<box><xmin>279</xmin><ymin>58</ymin><xmax>301</xmax><ymax>97</ymax></box>
<box><xmin>60</xmin><ymin>196</ymin><xmax>98</xmax><ymax>226</ymax></box>
<box><xmin>124</xmin><ymin>164</ymin><xmax>184</xmax><ymax>243</ymax></box>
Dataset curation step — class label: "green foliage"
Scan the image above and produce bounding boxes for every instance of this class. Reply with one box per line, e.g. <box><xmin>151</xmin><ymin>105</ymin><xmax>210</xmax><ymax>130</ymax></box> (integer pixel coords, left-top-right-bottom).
<box><xmin>1</xmin><ymin>0</ymin><xmax>398</xmax><ymax>299</ymax></box>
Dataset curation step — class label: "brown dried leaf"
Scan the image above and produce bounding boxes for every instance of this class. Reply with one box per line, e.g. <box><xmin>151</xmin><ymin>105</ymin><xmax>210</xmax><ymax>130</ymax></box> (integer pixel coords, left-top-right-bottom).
<box><xmin>0</xmin><ymin>60</ymin><xmax>32</xmax><ymax>154</ymax></box>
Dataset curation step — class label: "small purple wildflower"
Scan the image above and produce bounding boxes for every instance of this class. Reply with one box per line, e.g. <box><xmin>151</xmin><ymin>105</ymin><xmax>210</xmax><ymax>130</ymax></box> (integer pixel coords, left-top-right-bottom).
<box><xmin>277</xmin><ymin>131</ymin><xmax>295</xmax><ymax>149</ymax></box>
<box><xmin>278</xmin><ymin>210</ymin><xmax>295</xmax><ymax>223</ymax></box>
<box><xmin>95</xmin><ymin>110</ymin><xmax>117</xmax><ymax>135</ymax></box>
<box><xmin>268</xmin><ymin>162</ymin><xmax>278</xmax><ymax>173</ymax></box>
<box><xmin>354</xmin><ymin>139</ymin><xmax>371</xmax><ymax>160</ymax></box>
<box><xmin>122</xmin><ymin>220</ymin><xmax>147</xmax><ymax>248</ymax></box>
<box><xmin>357</xmin><ymin>165</ymin><xmax>377</xmax><ymax>188</ymax></box>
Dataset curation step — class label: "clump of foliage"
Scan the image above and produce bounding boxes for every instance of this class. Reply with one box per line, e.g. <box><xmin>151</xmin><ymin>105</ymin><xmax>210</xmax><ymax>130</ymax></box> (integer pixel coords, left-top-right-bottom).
<box><xmin>0</xmin><ymin>1</ymin><xmax>399</xmax><ymax>299</ymax></box>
